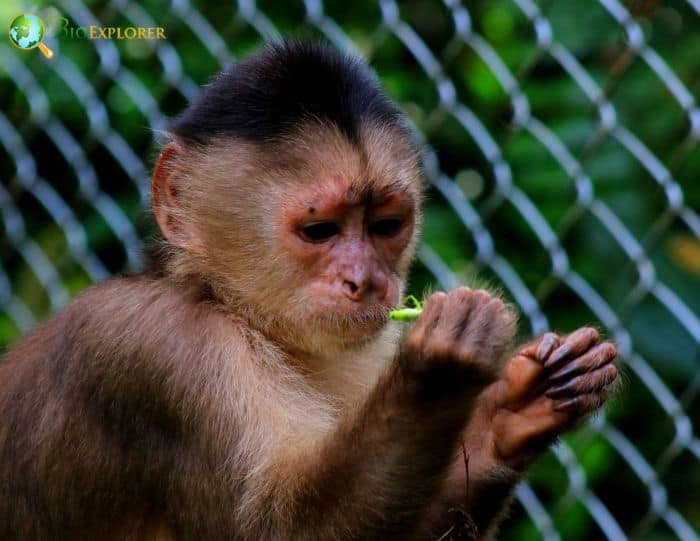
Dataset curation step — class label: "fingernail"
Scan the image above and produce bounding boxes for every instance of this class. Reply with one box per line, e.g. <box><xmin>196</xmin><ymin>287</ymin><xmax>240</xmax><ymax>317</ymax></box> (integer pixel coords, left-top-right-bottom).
<box><xmin>544</xmin><ymin>345</ymin><xmax>571</xmax><ymax>368</ymax></box>
<box><xmin>549</xmin><ymin>364</ymin><xmax>577</xmax><ymax>382</ymax></box>
<box><xmin>536</xmin><ymin>337</ymin><xmax>556</xmax><ymax>362</ymax></box>
<box><xmin>545</xmin><ymin>383</ymin><xmax>569</xmax><ymax>399</ymax></box>
<box><xmin>553</xmin><ymin>398</ymin><xmax>577</xmax><ymax>412</ymax></box>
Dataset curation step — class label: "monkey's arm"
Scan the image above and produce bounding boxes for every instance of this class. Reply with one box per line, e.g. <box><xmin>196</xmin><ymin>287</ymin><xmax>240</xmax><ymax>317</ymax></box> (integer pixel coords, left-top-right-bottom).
<box><xmin>423</xmin><ymin>328</ymin><xmax>618</xmax><ymax>540</ymax></box>
<box><xmin>263</xmin><ymin>364</ymin><xmax>478</xmax><ymax>540</ymax></box>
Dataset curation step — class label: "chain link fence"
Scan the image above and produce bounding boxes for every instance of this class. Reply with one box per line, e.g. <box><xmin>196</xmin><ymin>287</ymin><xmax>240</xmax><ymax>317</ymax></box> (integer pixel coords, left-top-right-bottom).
<box><xmin>1</xmin><ymin>0</ymin><xmax>699</xmax><ymax>539</ymax></box>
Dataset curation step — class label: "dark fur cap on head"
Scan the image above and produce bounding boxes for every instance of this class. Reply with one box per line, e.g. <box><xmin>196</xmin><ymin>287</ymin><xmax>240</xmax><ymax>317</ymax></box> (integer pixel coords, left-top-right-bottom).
<box><xmin>169</xmin><ymin>39</ymin><xmax>406</xmax><ymax>145</ymax></box>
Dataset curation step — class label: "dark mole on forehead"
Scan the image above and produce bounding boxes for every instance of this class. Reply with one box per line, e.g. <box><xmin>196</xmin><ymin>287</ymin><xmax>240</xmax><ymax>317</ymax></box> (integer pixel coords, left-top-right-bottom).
<box><xmin>308</xmin><ymin>207</ymin><xmax>315</xmax><ymax>214</ymax></box>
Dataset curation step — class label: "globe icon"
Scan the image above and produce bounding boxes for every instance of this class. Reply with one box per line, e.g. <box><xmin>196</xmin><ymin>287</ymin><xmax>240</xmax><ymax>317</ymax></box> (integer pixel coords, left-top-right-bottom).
<box><xmin>8</xmin><ymin>13</ymin><xmax>54</xmax><ymax>58</ymax></box>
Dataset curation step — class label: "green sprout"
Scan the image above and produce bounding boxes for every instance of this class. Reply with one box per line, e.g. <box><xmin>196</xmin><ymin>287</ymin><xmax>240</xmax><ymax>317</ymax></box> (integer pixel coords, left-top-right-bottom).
<box><xmin>388</xmin><ymin>295</ymin><xmax>423</xmax><ymax>322</ymax></box>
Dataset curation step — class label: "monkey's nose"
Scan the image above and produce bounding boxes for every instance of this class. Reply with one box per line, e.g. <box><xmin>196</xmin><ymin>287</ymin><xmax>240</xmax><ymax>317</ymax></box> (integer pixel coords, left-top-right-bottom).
<box><xmin>343</xmin><ymin>280</ymin><xmax>362</xmax><ymax>301</ymax></box>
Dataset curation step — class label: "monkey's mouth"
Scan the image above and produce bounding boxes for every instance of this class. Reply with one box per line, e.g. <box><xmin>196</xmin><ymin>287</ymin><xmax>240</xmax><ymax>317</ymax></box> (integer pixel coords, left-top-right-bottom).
<box><xmin>313</xmin><ymin>305</ymin><xmax>390</xmax><ymax>334</ymax></box>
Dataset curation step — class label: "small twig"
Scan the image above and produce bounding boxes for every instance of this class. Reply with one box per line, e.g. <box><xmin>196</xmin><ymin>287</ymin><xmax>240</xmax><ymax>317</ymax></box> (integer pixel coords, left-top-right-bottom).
<box><xmin>436</xmin><ymin>439</ymin><xmax>478</xmax><ymax>540</ymax></box>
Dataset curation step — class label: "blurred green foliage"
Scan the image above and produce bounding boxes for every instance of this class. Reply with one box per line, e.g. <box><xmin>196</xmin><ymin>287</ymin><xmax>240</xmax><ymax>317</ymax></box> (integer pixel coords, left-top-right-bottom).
<box><xmin>1</xmin><ymin>0</ymin><xmax>699</xmax><ymax>539</ymax></box>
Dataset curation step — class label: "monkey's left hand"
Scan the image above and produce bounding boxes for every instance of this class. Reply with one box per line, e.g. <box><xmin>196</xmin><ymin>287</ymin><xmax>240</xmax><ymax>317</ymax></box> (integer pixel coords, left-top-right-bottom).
<box><xmin>463</xmin><ymin>327</ymin><xmax>619</xmax><ymax>474</ymax></box>
<box><xmin>419</xmin><ymin>327</ymin><xmax>619</xmax><ymax>539</ymax></box>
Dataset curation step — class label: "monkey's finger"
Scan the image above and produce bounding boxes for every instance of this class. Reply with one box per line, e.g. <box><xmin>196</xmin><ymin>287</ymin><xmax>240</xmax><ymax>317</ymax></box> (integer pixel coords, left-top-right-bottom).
<box><xmin>414</xmin><ymin>292</ymin><xmax>446</xmax><ymax>334</ymax></box>
<box><xmin>456</xmin><ymin>300</ymin><xmax>499</xmax><ymax>359</ymax></box>
<box><xmin>403</xmin><ymin>293</ymin><xmax>446</xmax><ymax>360</ymax></box>
<box><xmin>545</xmin><ymin>363</ymin><xmax>618</xmax><ymax>399</ymax></box>
<box><xmin>516</xmin><ymin>332</ymin><xmax>560</xmax><ymax>361</ymax></box>
<box><xmin>436</xmin><ymin>287</ymin><xmax>475</xmax><ymax>337</ymax></box>
<box><xmin>543</xmin><ymin>327</ymin><xmax>600</xmax><ymax>370</ymax></box>
<box><xmin>536</xmin><ymin>333</ymin><xmax>560</xmax><ymax>362</ymax></box>
<box><xmin>460</xmin><ymin>290</ymin><xmax>503</xmax><ymax>336</ymax></box>
<box><xmin>548</xmin><ymin>342</ymin><xmax>617</xmax><ymax>383</ymax></box>
<box><xmin>552</xmin><ymin>389</ymin><xmax>610</xmax><ymax>414</ymax></box>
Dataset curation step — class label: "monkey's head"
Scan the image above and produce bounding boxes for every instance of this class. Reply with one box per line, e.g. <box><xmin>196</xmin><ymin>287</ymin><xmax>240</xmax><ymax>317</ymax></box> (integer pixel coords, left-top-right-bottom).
<box><xmin>151</xmin><ymin>41</ymin><xmax>423</xmax><ymax>353</ymax></box>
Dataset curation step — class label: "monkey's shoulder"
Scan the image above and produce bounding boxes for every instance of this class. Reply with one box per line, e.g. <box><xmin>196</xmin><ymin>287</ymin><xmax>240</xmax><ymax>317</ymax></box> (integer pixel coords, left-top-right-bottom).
<box><xmin>70</xmin><ymin>272</ymin><xmax>206</xmax><ymax>315</ymax></box>
<box><xmin>2</xmin><ymin>274</ymin><xmax>243</xmax><ymax>371</ymax></box>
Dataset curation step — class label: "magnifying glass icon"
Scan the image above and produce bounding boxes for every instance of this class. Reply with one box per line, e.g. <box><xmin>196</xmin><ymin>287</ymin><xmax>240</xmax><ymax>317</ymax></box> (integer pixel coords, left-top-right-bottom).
<box><xmin>8</xmin><ymin>13</ymin><xmax>55</xmax><ymax>59</ymax></box>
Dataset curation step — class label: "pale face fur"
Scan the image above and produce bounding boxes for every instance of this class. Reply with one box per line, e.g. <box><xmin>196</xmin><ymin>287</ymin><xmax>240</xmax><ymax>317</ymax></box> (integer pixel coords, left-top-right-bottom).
<box><xmin>157</xmin><ymin>121</ymin><xmax>424</xmax><ymax>370</ymax></box>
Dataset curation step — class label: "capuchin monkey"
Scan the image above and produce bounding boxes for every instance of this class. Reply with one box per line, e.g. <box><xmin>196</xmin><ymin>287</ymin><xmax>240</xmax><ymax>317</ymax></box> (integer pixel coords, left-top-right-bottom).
<box><xmin>0</xmin><ymin>40</ymin><xmax>618</xmax><ymax>540</ymax></box>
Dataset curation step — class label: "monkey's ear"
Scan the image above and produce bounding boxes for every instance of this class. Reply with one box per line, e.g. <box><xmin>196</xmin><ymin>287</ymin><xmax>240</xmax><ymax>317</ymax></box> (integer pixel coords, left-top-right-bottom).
<box><xmin>151</xmin><ymin>141</ymin><xmax>196</xmax><ymax>252</ymax></box>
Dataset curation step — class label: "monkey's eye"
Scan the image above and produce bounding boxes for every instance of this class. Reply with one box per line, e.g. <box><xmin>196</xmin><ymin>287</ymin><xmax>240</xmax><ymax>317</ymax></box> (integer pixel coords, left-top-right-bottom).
<box><xmin>368</xmin><ymin>218</ymin><xmax>404</xmax><ymax>237</ymax></box>
<box><xmin>300</xmin><ymin>221</ymin><xmax>340</xmax><ymax>242</ymax></box>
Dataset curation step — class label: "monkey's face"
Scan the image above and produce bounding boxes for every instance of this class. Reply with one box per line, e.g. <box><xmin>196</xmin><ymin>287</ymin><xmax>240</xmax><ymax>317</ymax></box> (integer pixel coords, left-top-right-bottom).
<box><xmin>277</xmin><ymin>182</ymin><xmax>415</xmax><ymax>338</ymax></box>
<box><xmin>268</xmin><ymin>123</ymin><xmax>424</xmax><ymax>343</ymax></box>
<box><xmin>155</xmin><ymin>123</ymin><xmax>422</xmax><ymax>348</ymax></box>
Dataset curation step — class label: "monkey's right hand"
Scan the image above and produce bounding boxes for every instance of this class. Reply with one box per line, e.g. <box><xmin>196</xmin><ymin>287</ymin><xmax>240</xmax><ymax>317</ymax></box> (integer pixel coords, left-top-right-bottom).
<box><xmin>399</xmin><ymin>288</ymin><xmax>517</xmax><ymax>399</ymax></box>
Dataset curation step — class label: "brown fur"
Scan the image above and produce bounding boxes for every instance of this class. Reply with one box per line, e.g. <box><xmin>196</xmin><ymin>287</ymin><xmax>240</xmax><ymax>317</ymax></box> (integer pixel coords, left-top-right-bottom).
<box><xmin>0</xmin><ymin>117</ymin><xmax>618</xmax><ymax>540</ymax></box>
